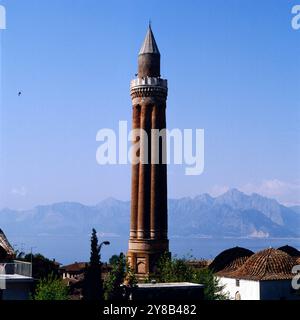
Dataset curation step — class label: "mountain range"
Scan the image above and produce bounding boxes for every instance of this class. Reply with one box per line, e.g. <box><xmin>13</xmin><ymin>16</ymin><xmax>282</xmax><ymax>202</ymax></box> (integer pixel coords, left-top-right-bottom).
<box><xmin>0</xmin><ymin>189</ymin><xmax>299</xmax><ymax>239</ymax></box>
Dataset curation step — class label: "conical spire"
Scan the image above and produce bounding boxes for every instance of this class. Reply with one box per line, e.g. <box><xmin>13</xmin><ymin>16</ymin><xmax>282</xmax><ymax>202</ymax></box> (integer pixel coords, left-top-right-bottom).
<box><xmin>137</xmin><ymin>24</ymin><xmax>161</xmax><ymax>78</ymax></box>
<box><xmin>139</xmin><ymin>25</ymin><xmax>160</xmax><ymax>55</ymax></box>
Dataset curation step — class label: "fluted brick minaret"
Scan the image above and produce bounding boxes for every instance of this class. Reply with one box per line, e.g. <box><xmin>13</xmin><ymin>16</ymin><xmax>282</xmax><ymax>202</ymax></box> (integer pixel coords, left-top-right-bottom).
<box><xmin>127</xmin><ymin>25</ymin><xmax>169</xmax><ymax>278</ymax></box>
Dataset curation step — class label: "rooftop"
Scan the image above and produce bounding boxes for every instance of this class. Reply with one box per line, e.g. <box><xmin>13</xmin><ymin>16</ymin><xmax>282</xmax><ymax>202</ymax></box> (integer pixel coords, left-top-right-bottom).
<box><xmin>0</xmin><ymin>274</ymin><xmax>33</xmax><ymax>281</ymax></box>
<box><xmin>60</xmin><ymin>262</ymin><xmax>87</xmax><ymax>272</ymax></box>
<box><xmin>137</xmin><ymin>282</ymin><xmax>204</xmax><ymax>288</ymax></box>
<box><xmin>0</xmin><ymin>229</ymin><xmax>14</xmax><ymax>258</ymax></box>
<box><xmin>278</xmin><ymin>245</ymin><xmax>300</xmax><ymax>257</ymax></box>
<box><xmin>209</xmin><ymin>246</ymin><xmax>254</xmax><ymax>274</ymax></box>
<box><xmin>223</xmin><ymin>248</ymin><xmax>296</xmax><ymax>281</ymax></box>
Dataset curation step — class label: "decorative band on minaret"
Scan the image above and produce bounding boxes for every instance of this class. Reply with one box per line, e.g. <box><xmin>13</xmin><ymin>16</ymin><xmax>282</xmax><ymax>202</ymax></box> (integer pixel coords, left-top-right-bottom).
<box><xmin>128</xmin><ymin>25</ymin><xmax>169</xmax><ymax>277</ymax></box>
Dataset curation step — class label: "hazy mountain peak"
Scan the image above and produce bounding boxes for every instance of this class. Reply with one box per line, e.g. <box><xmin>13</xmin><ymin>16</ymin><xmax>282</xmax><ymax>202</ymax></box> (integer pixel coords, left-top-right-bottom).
<box><xmin>35</xmin><ymin>201</ymin><xmax>86</xmax><ymax>210</ymax></box>
<box><xmin>194</xmin><ymin>193</ymin><xmax>214</xmax><ymax>202</ymax></box>
<box><xmin>223</xmin><ymin>188</ymin><xmax>245</xmax><ymax>197</ymax></box>
<box><xmin>98</xmin><ymin>197</ymin><xmax>125</xmax><ymax>207</ymax></box>
<box><xmin>0</xmin><ymin>190</ymin><xmax>299</xmax><ymax>239</ymax></box>
<box><xmin>216</xmin><ymin>188</ymin><xmax>249</xmax><ymax>204</ymax></box>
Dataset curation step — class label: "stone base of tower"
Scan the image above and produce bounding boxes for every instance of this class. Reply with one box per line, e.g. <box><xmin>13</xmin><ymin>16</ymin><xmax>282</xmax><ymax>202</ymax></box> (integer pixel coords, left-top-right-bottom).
<box><xmin>127</xmin><ymin>239</ymin><xmax>169</xmax><ymax>280</ymax></box>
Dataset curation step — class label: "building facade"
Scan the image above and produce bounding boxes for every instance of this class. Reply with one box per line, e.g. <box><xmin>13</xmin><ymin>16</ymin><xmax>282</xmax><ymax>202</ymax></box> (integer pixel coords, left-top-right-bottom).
<box><xmin>211</xmin><ymin>247</ymin><xmax>300</xmax><ymax>300</ymax></box>
<box><xmin>0</xmin><ymin>230</ymin><xmax>33</xmax><ymax>300</ymax></box>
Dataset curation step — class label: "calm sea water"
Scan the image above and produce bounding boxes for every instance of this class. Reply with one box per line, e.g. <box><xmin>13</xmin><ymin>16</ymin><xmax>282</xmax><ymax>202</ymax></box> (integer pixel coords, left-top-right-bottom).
<box><xmin>9</xmin><ymin>234</ymin><xmax>300</xmax><ymax>264</ymax></box>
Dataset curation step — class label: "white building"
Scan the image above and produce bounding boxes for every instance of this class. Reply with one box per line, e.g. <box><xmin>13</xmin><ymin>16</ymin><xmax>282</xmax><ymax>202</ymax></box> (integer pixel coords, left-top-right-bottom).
<box><xmin>0</xmin><ymin>229</ymin><xmax>33</xmax><ymax>300</ymax></box>
<box><xmin>211</xmin><ymin>247</ymin><xmax>300</xmax><ymax>300</ymax></box>
<box><xmin>0</xmin><ymin>229</ymin><xmax>14</xmax><ymax>260</ymax></box>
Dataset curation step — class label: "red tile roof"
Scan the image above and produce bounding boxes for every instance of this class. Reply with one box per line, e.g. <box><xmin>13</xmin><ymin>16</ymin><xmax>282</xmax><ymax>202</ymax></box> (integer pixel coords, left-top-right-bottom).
<box><xmin>209</xmin><ymin>246</ymin><xmax>254</xmax><ymax>274</ymax></box>
<box><xmin>60</xmin><ymin>262</ymin><xmax>87</xmax><ymax>272</ymax></box>
<box><xmin>278</xmin><ymin>245</ymin><xmax>300</xmax><ymax>257</ymax></box>
<box><xmin>223</xmin><ymin>248</ymin><xmax>296</xmax><ymax>281</ymax></box>
<box><xmin>0</xmin><ymin>229</ymin><xmax>14</xmax><ymax>258</ymax></box>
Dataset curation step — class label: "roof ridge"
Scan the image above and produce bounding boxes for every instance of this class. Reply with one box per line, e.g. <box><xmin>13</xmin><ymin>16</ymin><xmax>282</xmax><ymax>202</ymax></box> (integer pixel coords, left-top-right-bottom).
<box><xmin>260</xmin><ymin>248</ymin><xmax>272</xmax><ymax>279</ymax></box>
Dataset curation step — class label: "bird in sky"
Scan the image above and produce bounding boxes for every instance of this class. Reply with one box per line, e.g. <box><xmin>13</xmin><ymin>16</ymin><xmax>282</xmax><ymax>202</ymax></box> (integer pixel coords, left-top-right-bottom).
<box><xmin>18</xmin><ymin>91</ymin><xmax>22</xmax><ymax>96</ymax></box>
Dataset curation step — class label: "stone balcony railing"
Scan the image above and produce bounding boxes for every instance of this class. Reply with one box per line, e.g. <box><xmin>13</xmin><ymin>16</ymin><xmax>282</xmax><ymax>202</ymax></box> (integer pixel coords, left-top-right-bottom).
<box><xmin>130</xmin><ymin>77</ymin><xmax>167</xmax><ymax>89</ymax></box>
<box><xmin>130</xmin><ymin>77</ymin><xmax>168</xmax><ymax>99</ymax></box>
<box><xmin>0</xmin><ymin>261</ymin><xmax>33</xmax><ymax>290</ymax></box>
<box><xmin>0</xmin><ymin>260</ymin><xmax>32</xmax><ymax>278</ymax></box>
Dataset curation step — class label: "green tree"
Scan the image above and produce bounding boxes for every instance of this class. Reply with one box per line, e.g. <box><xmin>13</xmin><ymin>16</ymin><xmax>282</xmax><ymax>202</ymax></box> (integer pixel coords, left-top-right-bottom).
<box><xmin>82</xmin><ymin>228</ymin><xmax>103</xmax><ymax>300</ymax></box>
<box><xmin>193</xmin><ymin>267</ymin><xmax>227</xmax><ymax>300</ymax></box>
<box><xmin>34</xmin><ymin>274</ymin><xmax>68</xmax><ymax>300</ymax></box>
<box><xmin>154</xmin><ymin>254</ymin><xmax>227</xmax><ymax>300</ymax></box>
<box><xmin>155</xmin><ymin>253</ymin><xmax>195</xmax><ymax>283</ymax></box>
<box><xmin>109</xmin><ymin>254</ymin><xmax>119</xmax><ymax>265</ymax></box>
<box><xmin>23</xmin><ymin>253</ymin><xmax>59</xmax><ymax>279</ymax></box>
<box><xmin>104</xmin><ymin>252</ymin><xmax>137</xmax><ymax>301</ymax></box>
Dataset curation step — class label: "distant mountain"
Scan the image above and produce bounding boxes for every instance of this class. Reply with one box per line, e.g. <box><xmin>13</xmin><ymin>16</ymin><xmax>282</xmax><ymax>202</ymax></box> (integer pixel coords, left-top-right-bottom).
<box><xmin>0</xmin><ymin>189</ymin><xmax>299</xmax><ymax>239</ymax></box>
<box><xmin>290</xmin><ymin>205</ymin><xmax>300</xmax><ymax>214</ymax></box>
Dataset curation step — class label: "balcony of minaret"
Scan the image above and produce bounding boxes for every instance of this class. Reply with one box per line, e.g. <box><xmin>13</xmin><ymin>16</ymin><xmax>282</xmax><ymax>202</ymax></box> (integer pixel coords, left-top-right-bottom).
<box><xmin>130</xmin><ymin>77</ymin><xmax>168</xmax><ymax>99</ymax></box>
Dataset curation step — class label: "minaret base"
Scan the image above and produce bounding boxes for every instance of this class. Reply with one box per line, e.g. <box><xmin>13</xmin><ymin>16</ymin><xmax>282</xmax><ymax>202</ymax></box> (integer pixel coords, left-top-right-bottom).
<box><xmin>127</xmin><ymin>239</ymin><xmax>169</xmax><ymax>280</ymax></box>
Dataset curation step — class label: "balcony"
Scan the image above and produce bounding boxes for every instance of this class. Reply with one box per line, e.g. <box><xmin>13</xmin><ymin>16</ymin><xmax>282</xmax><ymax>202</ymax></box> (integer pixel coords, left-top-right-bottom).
<box><xmin>130</xmin><ymin>77</ymin><xmax>167</xmax><ymax>89</ymax></box>
<box><xmin>0</xmin><ymin>260</ymin><xmax>33</xmax><ymax>290</ymax></box>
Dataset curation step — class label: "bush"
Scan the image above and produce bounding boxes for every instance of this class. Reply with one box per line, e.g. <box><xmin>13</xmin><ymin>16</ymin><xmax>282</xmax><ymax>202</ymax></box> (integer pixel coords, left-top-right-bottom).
<box><xmin>34</xmin><ymin>274</ymin><xmax>69</xmax><ymax>300</ymax></box>
<box><xmin>104</xmin><ymin>253</ymin><xmax>137</xmax><ymax>301</ymax></box>
<box><xmin>153</xmin><ymin>253</ymin><xmax>227</xmax><ymax>300</ymax></box>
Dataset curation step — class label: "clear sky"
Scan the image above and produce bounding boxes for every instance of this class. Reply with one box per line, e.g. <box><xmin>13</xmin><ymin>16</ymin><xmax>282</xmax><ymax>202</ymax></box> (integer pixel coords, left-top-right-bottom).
<box><xmin>0</xmin><ymin>0</ymin><xmax>299</xmax><ymax>209</ymax></box>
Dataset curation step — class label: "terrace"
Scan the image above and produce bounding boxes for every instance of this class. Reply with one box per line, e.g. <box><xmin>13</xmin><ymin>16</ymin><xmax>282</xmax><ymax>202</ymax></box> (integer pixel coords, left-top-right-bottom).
<box><xmin>0</xmin><ymin>261</ymin><xmax>33</xmax><ymax>299</ymax></box>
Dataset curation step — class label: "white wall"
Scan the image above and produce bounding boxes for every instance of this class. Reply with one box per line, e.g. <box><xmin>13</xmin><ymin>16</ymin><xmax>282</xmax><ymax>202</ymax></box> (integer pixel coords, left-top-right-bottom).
<box><xmin>218</xmin><ymin>277</ymin><xmax>260</xmax><ymax>300</ymax></box>
<box><xmin>219</xmin><ymin>277</ymin><xmax>300</xmax><ymax>300</ymax></box>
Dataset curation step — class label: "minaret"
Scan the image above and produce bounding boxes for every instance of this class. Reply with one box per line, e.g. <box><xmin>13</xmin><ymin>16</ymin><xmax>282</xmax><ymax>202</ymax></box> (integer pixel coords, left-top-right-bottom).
<box><xmin>128</xmin><ymin>25</ymin><xmax>169</xmax><ymax>277</ymax></box>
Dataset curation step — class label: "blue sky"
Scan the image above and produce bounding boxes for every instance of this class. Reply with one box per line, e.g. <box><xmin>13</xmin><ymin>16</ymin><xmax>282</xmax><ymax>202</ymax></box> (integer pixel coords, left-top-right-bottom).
<box><xmin>0</xmin><ymin>0</ymin><xmax>299</xmax><ymax>209</ymax></box>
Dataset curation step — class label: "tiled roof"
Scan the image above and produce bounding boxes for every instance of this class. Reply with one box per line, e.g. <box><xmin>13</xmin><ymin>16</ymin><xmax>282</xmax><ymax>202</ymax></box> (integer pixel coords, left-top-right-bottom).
<box><xmin>228</xmin><ymin>248</ymin><xmax>295</xmax><ymax>281</ymax></box>
<box><xmin>60</xmin><ymin>262</ymin><xmax>113</xmax><ymax>273</ymax></box>
<box><xmin>216</xmin><ymin>256</ymin><xmax>251</xmax><ymax>277</ymax></box>
<box><xmin>60</xmin><ymin>262</ymin><xmax>87</xmax><ymax>272</ymax></box>
<box><xmin>0</xmin><ymin>229</ymin><xmax>14</xmax><ymax>257</ymax></box>
<box><xmin>278</xmin><ymin>245</ymin><xmax>300</xmax><ymax>257</ymax></box>
<box><xmin>209</xmin><ymin>246</ymin><xmax>254</xmax><ymax>273</ymax></box>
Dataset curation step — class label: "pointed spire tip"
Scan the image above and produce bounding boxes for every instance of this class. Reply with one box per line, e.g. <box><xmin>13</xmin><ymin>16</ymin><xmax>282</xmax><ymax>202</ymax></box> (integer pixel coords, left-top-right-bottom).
<box><xmin>139</xmin><ymin>24</ymin><xmax>160</xmax><ymax>55</ymax></box>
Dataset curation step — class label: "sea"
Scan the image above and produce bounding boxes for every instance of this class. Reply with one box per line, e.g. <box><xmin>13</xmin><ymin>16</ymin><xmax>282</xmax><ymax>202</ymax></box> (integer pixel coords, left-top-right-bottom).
<box><xmin>9</xmin><ymin>234</ymin><xmax>300</xmax><ymax>265</ymax></box>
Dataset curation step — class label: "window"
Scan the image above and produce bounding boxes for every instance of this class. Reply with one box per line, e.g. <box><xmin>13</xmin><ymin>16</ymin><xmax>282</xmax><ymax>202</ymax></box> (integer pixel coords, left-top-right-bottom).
<box><xmin>236</xmin><ymin>279</ymin><xmax>240</xmax><ymax>287</ymax></box>
<box><xmin>235</xmin><ymin>291</ymin><xmax>241</xmax><ymax>300</ymax></box>
<box><xmin>137</xmin><ymin>258</ymin><xmax>146</xmax><ymax>274</ymax></box>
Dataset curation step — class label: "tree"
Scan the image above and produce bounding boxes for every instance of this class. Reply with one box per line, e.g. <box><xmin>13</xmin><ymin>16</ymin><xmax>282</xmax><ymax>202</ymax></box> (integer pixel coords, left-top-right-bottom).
<box><xmin>154</xmin><ymin>253</ymin><xmax>227</xmax><ymax>300</ymax></box>
<box><xmin>23</xmin><ymin>253</ymin><xmax>59</xmax><ymax>279</ymax></box>
<box><xmin>155</xmin><ymin>253</ymin><xmax>195</xmax><ymax>283</ymax></box>
<box><xmin>109</xmin><ymin>254</ymin><xmax>119</xmax><ymax>265</ymax></box>
<box><xmin>34</xmin><ymin>274</ymin><xmax>68</xmax><ymax>300</ymax></box>
<box><xmin>82</xmin><ymin>228</ymin><xmax>103</xmax><ymax>300</ymax></box>
<box><xmin>104</xmin><ymin>252</ymin><xmax>137</xmax><ymax>301</ymax></box>
<box><xmin>193</xmin><ymin>267</ymin><xmax>227</xmax><ymax>300</ymax></box>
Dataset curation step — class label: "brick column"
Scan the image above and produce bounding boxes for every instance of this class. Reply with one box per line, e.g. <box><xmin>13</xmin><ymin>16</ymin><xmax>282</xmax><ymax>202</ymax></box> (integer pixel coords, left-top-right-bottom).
<box><xmin>137</xmin><ymin>104</ymin><xmax>151</xmax><ymax>239</ymax></box>
<box><xmin>130</xmin><ymin>104</ymin><xmax>140</xmax><ymax>239</ymax></box>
